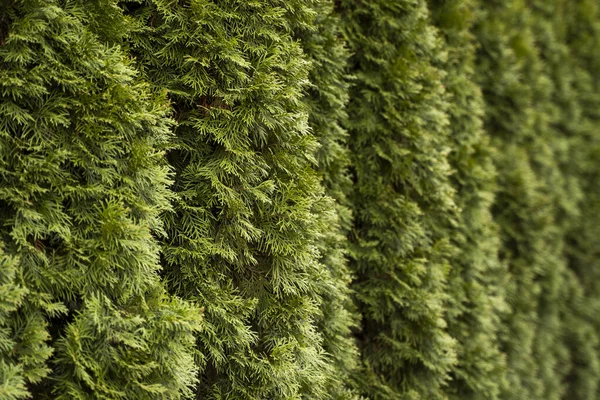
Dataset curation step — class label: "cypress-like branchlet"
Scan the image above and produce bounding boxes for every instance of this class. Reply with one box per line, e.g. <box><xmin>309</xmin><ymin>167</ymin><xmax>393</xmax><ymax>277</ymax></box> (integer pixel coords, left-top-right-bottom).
<box><xmin>0</xmin><ymin>1</ymin><xmax>201</xmax><ymax>398</ymax></box>
<box><xmin>339</xmin><ymin>1</ymin><xmax>458</xmax><ymax>398</ymax></box>
<box><xmin>123</xmin><ymin>1</ymin><xmax>341</xmax><ymax>397</ymax></box>
<box><xmin>293</xmin><ymin>0</ymin><xmax>361</xmax><ymax>397</ymax></box>
<box><xmin>427</xmin><ymin>0</ymin><xmax>509</xmax><ymax>398</ymax></box>
<box><xmin>2</xmin><ymin>1</ymin><xmax>600</xmax><ymax>398</ymax></box>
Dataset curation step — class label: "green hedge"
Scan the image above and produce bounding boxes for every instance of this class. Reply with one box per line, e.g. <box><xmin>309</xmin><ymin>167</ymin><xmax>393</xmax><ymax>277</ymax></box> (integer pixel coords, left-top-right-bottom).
<box><xmin>0</xmin><ymin>1</ymin><xmax>200</xmax><ymax>398</ymax></box>
<box><xmin>2</xmin><ymin>0</ymin><xmax>600</xmax><ymax>399</ymax></box>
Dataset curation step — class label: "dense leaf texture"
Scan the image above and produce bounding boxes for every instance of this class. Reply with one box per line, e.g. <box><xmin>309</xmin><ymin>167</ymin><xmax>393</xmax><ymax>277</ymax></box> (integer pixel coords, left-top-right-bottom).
<box><xmin>2</xmin><ymin>0</ymin><xmax>600</xmax><ymax>399</ymax></box>
<box><xmin>428</xmin><ymin>0</ymin><xmax>508</xmax><ymax>398</ymax></box>
<box><xmin>293</xmin><ymin>0</ymin><xmax>361</xmax><ymax>397</ymax></box>
<box><xmin>122</xmin><ymin>0</ymin><xmax>343</xmax><ymax>398</ymax></box>
<box><xmin>0</xmin><ymin>1</ymin><xmax>200</xmax><ymax>398</ymax></box>
<box><xmin>339</xmin><ymin>1</ymin><xmax>458</xmax><ymax>398</ymax></box>
<box><xmin>472</xmin><ymin>1</ymin><xmax>574</xmax><ymax>398</ymax></box>
<box><xmin>558</xmin><ymin>0</ymin><xmax>600</xmax><ymax>397</ymax></box>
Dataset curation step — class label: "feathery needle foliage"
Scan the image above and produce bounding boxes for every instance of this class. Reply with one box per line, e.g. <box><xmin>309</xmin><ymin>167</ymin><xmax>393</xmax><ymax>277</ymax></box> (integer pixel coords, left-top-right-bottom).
<box><xmin>0</xmin><ymin>1</ymin><xmax>201</xmax><ymax>398</ymax></box>
<box><xmin>121</xmin><ymin>0</ymin><xmax>343</xmax><ymax>397</ymax></box>
<box><xmin>2</xmin><ymin>0</ymin><xmax>600</xmax><ymax>398</ymax></box>
<box><xmin>338</xmin><ymin>1</ymin><xmax>458</xmax><ymax>398</ymax></box>
<box><xmin>428</xmin><ymin>0</ymin><xmax>509</xmax><ymax>398</ymax></box>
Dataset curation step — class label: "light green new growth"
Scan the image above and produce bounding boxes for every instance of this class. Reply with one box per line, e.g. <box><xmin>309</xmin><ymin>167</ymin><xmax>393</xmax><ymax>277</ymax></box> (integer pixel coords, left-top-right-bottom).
<box><xmin>0</xmin><ymin>1</ymin><xmax>201</xmax><ymax>398</ymax></box>
<box><xmin>123</xmin><ymin>0</ymin><xmax>343</xmax><ymax>397</ymax></box>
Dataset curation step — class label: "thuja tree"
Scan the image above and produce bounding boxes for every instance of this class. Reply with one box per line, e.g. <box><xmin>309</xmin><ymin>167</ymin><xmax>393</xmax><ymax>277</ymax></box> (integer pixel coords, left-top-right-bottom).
<box><xmin>338</xmin><ymin>1</ymin><xmax>458</xmax><ymax>398</ymax></box>
<box><xmin>0</xmin><ymin>0</ymin><xmax>201</xmax><ymax>399</ymax></box>
<box><xmin>472</xmin><ymin>0</ymin><xmax>572</xmax><ymax>398</ymax></box>
<box><xmin>123</xmin><ymin>0</ymin><xmax>339</xmax><ymax>397</ymax></box>
<box><xmin>427</xmin><ymin>0</ymin><xmax>509</xmax><ymax>398</ymax></box>
<box><xmin>523</xmin><ymin>1</ymin><xmax>598</xmax><ymax>398</ymax></box>
<box><xmin>558</xmin><ymin>0</ymin><xmax>600</xmax><ymax>397</ymax></box>
<box><xmin>293</xmin><ymin>0</ymin><xmax>361</xmax><ymax>397</ymax></box>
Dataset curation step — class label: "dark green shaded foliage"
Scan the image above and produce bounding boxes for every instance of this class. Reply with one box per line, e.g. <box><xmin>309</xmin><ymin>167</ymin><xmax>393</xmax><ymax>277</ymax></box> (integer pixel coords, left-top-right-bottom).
<box><xmin>472</xmin><ymin>1</ymin><xmax>573</xmax><ymax>398</ymax></box>
<box><xmin>338</xmin><ymin>1</ymin><xmax>458</xmax><ymax>398</ymax></box>
<box><xmin>297</xmin><ymin>1</ymin><xmax>353</xmax><ymax>212</ymax></box>
<box><xmin>0</xmin><ymin>1</ymin><xmax>201</xmax><ymax>398</ymax></box>
<box><xmin>523</xmin><ymin>3</ymin><xmax>594</xmax><ymax>399</ymax></box>
<box><xmin>123</xmin><ymin>0</ymin><xmax>342</xmax><ymax>397</ymax></box>
<box><xmin>427</xmin><ymin>0</ymin><xmax>509</xmax><ymax>398</ymax></box>
<box><xmin>557</xmin><ymin>0</ymin><xmax>600</xmax><ymax>398</ymax></box>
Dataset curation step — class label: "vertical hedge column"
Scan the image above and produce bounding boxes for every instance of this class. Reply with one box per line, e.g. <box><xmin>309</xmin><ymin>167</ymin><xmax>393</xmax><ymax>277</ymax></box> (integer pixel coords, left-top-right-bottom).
<box><xmin>125</xmin><ymin>1</ymin><xmax>337</xmax><ymax>397</ymax></box>
<box><xmin>560</xmin><ymin>0</ymin><xmax>600</xmax><ymax>397</ymax></box>
<box><xmin>472</xmin><ymin>1</ymin><xmax>572</xmax><ymax>398</ymax></box>
<box><xmin>523</xmin><ymin>2</ymin><xmax>591</xmax><ymax>398</ymax></box>
<box><xmin>427</xmin><ymin>0</ymin><xmax>509</xmax><ymax>398</ymax></box>
<box><xmin>0</xmin><ymin>1</ymin><xmax>201</xmax><ymax>398</ymax></box>
<box><xmin>293</xmin><ymin>0</ymin><xmax>361</xmax><ymax>397</ymax></box>
<box><xmin>339</xmin><ymin>1</ymin><xmax>458</xmax><ymax>398</ymax></box>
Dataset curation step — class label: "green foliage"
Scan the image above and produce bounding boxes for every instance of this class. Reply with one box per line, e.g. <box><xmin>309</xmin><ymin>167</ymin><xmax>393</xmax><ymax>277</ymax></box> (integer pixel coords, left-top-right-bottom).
<box><xmin>338</xmin><ymin>1</ymin><xmax>458</xmax><ymax>398</ymax></box>
<box><xmin>556</xmin><ymin>0</ymin><xmax>600</xmax><ymax>397</ymax></box>
<box><xmin>0</xmin><ymin>1</ymin><xmax>200</xmax><ymax>397</ymax></box>
<box><xmin>471</xmin><ymin>1</ymin><xmax>574</xmax><ymax>398</ymax></box>
<box><xmin>523</xmin><ymin>3</ymin><xmax>594</xmax><ymax>399</ymax></box>
<box><xmin>292</xmin><ymin>0</ymin><xmax>361</xmax><ymax>397</ymax></box>
<box><xmin>0</xmin><ymin>247</ymin><xmax>49</xmax><ymax>400</ymax></box>
<box><xmin>427</xmin><ymin>0</ymin><xmax>509</xmax><ymax>398</ymax></box>
<box><xmin>3</xmin><ymin>0</ymin><xmax>600</xmax><ymax>399</ymax></box>
<box><xmin>122</xmin><ymin>0</ymin><xmax>346</xmax><ymax>397</ymax></box>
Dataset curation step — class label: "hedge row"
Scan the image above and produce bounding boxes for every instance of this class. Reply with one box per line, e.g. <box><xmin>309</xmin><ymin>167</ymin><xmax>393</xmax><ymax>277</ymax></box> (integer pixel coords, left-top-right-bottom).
<box><xmin>2</xmin><ymin>0</ymin><xmax>600</xmax><ymax>399</ymax></box>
